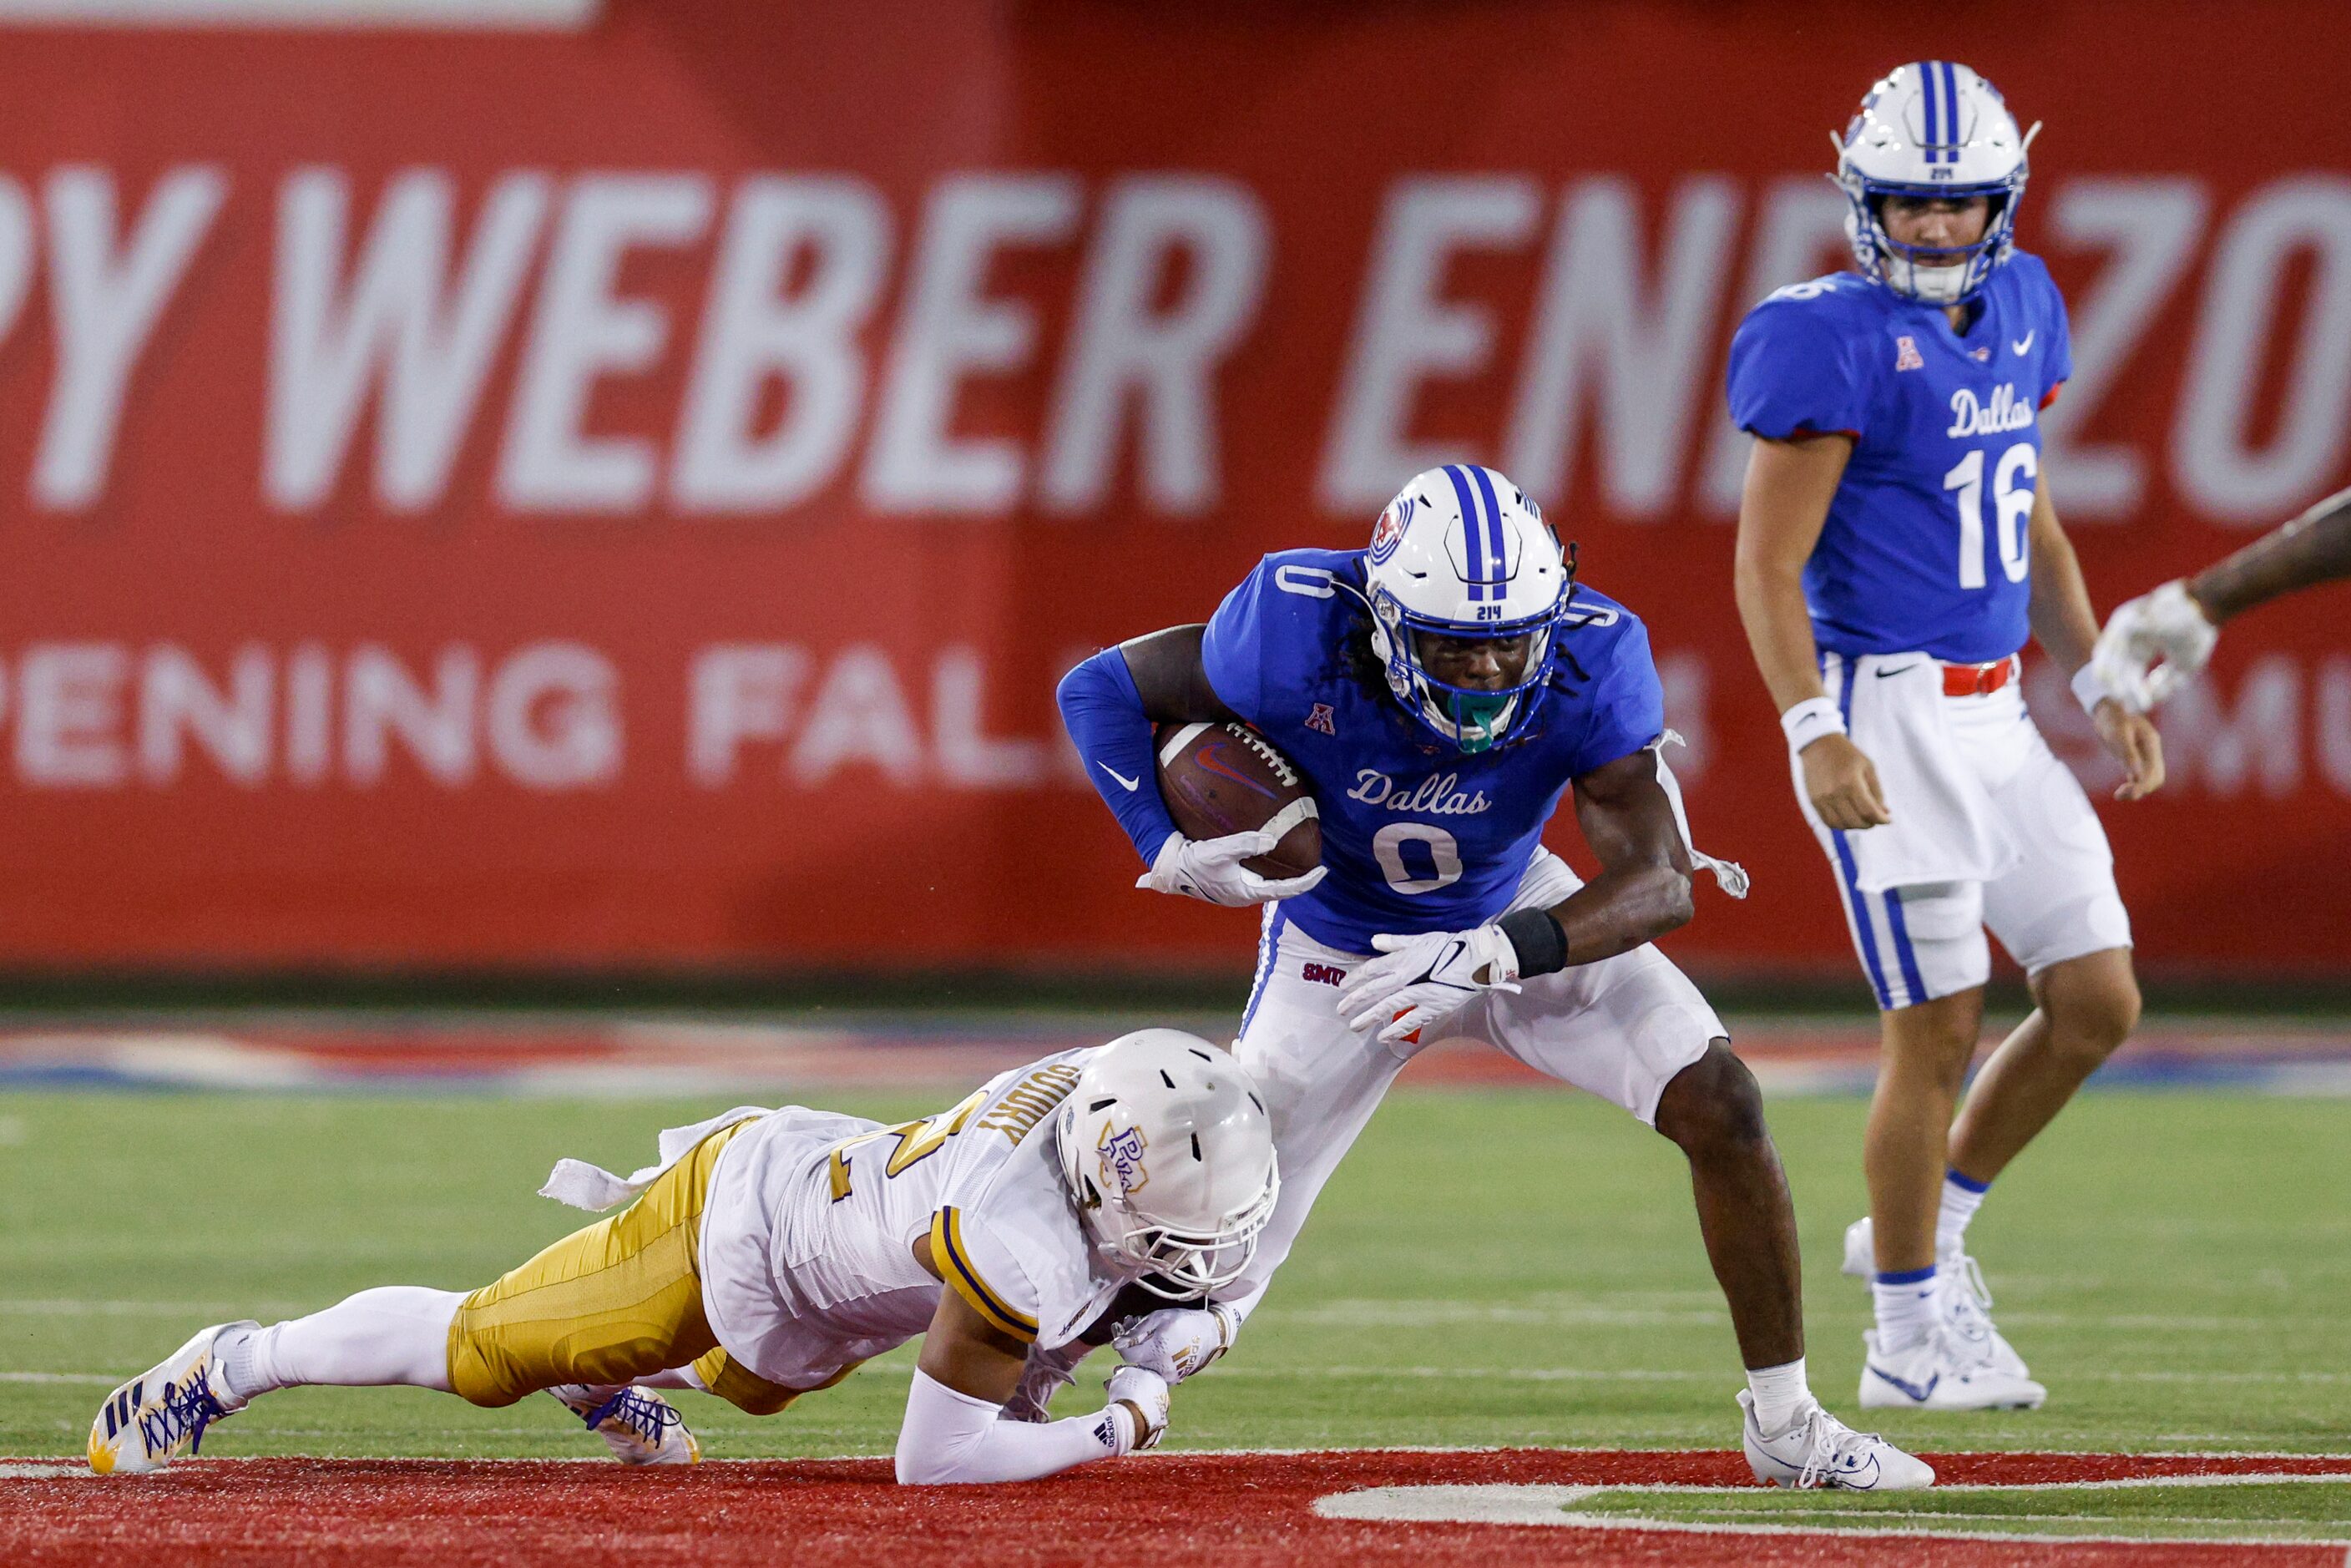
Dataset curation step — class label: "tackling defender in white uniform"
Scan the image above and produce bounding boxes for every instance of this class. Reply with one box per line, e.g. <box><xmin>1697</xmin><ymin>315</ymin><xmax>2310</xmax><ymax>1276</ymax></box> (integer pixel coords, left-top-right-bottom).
<box><xmin>90</xmin><ymin>1031</ymin><xmax>1272</xmax><ymax>1485</ymax></box>
<box><xmin>1729</xmin><ymin>62</ymin><xmax>2164</xmax><ymax>1410</ymax></box>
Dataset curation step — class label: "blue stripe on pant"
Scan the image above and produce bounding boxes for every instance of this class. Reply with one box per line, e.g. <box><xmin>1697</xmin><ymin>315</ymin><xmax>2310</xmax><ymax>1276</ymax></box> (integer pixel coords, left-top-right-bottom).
<box><xmin>1827</xmin><ymin>654</ymin><xmax>1893</xmax><ymax>1009</ymax></box>
<box><xmin>1823</xmin><ymin>653</ymin><xmax>1930</xmax><ymax>1011</ymax></box>
<box><xmin>1881</xmin><ymin>886</ymin><xmax>1931</xmax><ymax>1008</ymax></box>
<box><xmin>1238</xmin><ymin>903</ymin><xmax>1287</xmax><ymax>1039</ymax></box>
<box><xmin>1832</xmin><ymin>830</ymin><xmax>1896</xmax><ymax>1009</ymax></box>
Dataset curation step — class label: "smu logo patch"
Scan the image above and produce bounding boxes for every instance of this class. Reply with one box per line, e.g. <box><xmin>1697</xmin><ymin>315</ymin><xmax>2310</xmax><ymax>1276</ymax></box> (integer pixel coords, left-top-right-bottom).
<box><xmin>1097</xmin><ymin>1126</ymin><xmax>1150</xmax><ymax>1196</ymax></box>
<box><xmin>1368</xmin><ymin>496</ymin><xmax>1412</xmax><ymax>564</ymax></box>
<box><xmin>1301</xmin><ymin>962</ymin><xmax>1344</xmax><ymax>987</ymax></box>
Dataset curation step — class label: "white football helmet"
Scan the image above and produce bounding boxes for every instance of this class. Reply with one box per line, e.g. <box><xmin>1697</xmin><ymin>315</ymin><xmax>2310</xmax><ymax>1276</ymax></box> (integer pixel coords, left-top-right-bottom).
<box><xmin>1363</xmin><ymin>464</ymin><xmax>1570</xmax><ymax>753</ymax></box>
<box><xmin>1833</xmin><ymin>61</ymin><xmax>2039</xmax><ymax>305</ymax></box>
<box><xmin>1056</xmin><ymin>1029</ymin><xmax>1278</xmax><ymax>1302</ymax></box>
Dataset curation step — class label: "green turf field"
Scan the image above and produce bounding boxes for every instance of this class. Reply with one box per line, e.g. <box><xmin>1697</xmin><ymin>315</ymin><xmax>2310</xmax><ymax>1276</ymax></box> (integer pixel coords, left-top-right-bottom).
<box><xmin>3</xmin><ymin>1087</ymin><xmax>2345</xmax><ymax>1460</ymax></box>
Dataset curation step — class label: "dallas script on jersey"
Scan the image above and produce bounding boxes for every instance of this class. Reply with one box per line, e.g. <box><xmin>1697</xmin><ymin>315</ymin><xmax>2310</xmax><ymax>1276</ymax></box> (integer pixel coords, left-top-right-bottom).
<box><xmin>1946</xmin><ymin>384</ymin><xmax>2038</xmax><ymax>438</ymax></box>
<box><xmin>1344</xmin><ymin>770</ymin><xmax>1492</xmax><ymax>813</ymax></box>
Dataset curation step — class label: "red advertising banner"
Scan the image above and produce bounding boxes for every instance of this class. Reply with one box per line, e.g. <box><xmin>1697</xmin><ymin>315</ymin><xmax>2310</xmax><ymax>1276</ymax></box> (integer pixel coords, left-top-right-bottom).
<box><xmin>1</xmin><ymin>1</ymin><xmax>2347</xmax><ymax>975</ymax></box>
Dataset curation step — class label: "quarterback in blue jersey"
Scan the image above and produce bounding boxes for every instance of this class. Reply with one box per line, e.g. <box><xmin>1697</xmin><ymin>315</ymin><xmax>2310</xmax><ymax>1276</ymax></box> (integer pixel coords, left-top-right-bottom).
<box><xmin>1059</xmin><ymin>464</ymin><xmax>1931</xmax><ymax>1490</ymax></box>
<box><xmin>1729</xmin><ymin>63</ymin><xmax>2165</xmax><ymax>1413</ymax></box>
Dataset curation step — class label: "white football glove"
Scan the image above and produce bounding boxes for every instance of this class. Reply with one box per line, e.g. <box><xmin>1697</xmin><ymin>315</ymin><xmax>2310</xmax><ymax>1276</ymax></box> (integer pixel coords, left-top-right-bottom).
<box><xmin>2093</xmin><ymin>579</ymin><xmax>2217</xmax><ymax>712</ymax></box>
<box><xmin>1001</xmin><ymin>1340</ymin><xmax>1088</xmax><ymax>1423</ymax></box>
<box><xmin>1111</xmin><ymin>1303</ymin><xmax>1240</xmax><ymax>1384</ymax></box>
<box><xmin>1136</xmin><ymin>831</ymin><xmax>1327</xmax><ymax>907</ymax></box>
<box><xmin>1336</xmin><ymin>923</ymin><xmax>1522</xmax><ymax>1044</ymax></box>
<box><xmin>1103</xmin><ymin>1364</ymin><xmax>1170</xmax><ymax>1453</ymax></box>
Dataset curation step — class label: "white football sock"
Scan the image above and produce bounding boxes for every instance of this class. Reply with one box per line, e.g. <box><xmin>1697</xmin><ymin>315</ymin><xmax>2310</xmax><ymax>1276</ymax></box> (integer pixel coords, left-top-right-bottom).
<box><xmin>1743</xmin><ymin>1357</ymin><xmax>1811</xmax><ymax>1434</ymax></box>
<box><xmin>221</xmin><ymin>1286</ymin><xmax>465</xmax><ymax>1401</ymax></box>
<box><xmin>1871</xmin><ymin>1267</ymin><xmax>1939</xmax><ymax>1353</ymax></box>
<box><xmin>1936</xmin><ymin>1168</ymin><xmax>1990</xmax><ymax>1255</ymax></box>
<box><xmin>634</xmin><ymin>1365</ymin><xmax>709</xmax><ymax>1393</ymax></box>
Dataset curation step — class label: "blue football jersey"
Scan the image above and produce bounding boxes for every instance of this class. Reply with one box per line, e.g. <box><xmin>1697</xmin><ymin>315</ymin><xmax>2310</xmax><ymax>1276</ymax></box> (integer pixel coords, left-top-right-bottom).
<box><xmin>1724</xmin><ymin>254</ymin><xmax>2073</xmax><ymax>664</ymax></box>
<box><xmin>1199</xmin><ymin>548</ymin><xmax>1663</xmax><ymax>953</ymax></box>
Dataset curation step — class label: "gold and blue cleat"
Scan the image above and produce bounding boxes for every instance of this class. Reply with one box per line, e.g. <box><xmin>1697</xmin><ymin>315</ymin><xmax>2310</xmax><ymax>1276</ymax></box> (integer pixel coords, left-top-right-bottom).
<box><xmin>547</xmin><ymin>1383</ymin><xmax>701</xmax><ymax>1464</ymax></box>
<box><xmin>88</xmin><ymin>1322</ymin><xmax>255</xmax><ymax>1475</ymax></box>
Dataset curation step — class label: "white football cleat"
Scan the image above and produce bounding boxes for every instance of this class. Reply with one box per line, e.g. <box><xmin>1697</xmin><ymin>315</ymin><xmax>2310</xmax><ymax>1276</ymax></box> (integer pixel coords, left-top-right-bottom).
<box><xmin>548</xmin><ymin>1384</ymin><xmax>701</xmax><ymax>1464</ymax></box>
<box><xmin>1840</xmin><ymin>1215</ymin><xmax>1875</xmax><ymax>1277</ymax></box>
<box><xmin>1739</xmin><ymin>1391</ymin><xmax>1934</xmax><ymax>1490</ymax></box>
<box><xmin>1843</xmin><ymin>1218</ymin><xmax>2034</xmax><ymax>1382</ymax></box>
<box><xmin>88</xmin><ymin>1321</ymin><xmax>255</xmax><ymax>1475</ymax></box>
<box><xmin>1860</xmin><ymin>1327</ymin><xmax>2046</xmax><ymax>1411</ymax></box>
<box><xmin>1938</xmin><ymin>1251</ymin><xmax>2033</xmax><ymax>1381</ymax></box>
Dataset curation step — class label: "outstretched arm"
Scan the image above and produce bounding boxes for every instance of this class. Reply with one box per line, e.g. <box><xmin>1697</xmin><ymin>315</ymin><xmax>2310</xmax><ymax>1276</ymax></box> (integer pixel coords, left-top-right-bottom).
<box><xmin>2189</xmin><ymin>483</ymin><xmax>2351</xmax><ymax>625</ymax></box>
<box><xmin>896</xmin><ymin>1255</ymin><xmax>1167</xmax><ymax>1485</ymax></box>
<box><xmin>2095</xmin><ymin>488</ymin><xmax>2351</xmax><ymax>714</ymax></box>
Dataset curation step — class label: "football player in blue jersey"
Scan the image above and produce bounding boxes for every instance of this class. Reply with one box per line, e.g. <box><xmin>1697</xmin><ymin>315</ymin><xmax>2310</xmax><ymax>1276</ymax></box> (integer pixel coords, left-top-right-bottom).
<box><xmin>1059</xmin><ymin>463</ymin><xmax>1932</xmax><ymax>1490</ymax></box>
<box><xmin>1728</xmin><ymin>62</ymin><xmax>2165</xmax><ymax>1413</ymax></box>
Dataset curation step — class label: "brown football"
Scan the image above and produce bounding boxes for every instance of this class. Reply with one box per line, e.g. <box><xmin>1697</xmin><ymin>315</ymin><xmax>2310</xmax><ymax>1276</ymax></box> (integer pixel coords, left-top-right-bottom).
<box><xmin>1152</xmin><ymin>721</ymin><xmax>1321</xmax><ymax>879</ymax></box>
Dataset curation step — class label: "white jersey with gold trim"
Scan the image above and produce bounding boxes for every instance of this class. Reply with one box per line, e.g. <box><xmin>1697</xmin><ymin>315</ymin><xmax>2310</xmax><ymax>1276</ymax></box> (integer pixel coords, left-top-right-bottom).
<box><xmin>696</xmin><ymin>1048</ymin><xmax>1124</xmax><ymax>1389</ymax></box>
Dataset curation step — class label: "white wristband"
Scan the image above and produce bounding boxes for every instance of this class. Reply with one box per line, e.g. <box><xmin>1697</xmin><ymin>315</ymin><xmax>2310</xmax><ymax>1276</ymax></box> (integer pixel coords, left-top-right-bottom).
<box><xmin>1779</xmin><ymin>697</ymin><xmax>1846</xmax><ymax>753</ymax></box>
<box><xmin>2070</xmin><ymin>663</ymin><xmax>2112</xmax><ymax>718</ymax></box>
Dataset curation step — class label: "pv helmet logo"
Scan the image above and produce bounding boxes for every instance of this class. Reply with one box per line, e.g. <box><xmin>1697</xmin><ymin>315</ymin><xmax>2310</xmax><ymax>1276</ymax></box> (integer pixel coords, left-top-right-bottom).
<box><xmin>1369</xmin><ymin>497</ymin><xmax>1413</xmax><ymax>564</ymax></box>
<box><xmin>1096</xmin><ymin>1126</ymin><xmax>1150</xmax><ymax>1196</ymax></box>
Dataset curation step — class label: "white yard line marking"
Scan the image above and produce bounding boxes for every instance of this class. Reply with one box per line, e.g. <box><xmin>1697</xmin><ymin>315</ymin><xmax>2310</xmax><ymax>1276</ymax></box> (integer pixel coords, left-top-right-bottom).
<box><xmin>0</xmin><ymin>1464</ymin><xmax>95</xmax><ymax>1479</ymax></box>
<box><xmin>1314</xmin><ymin>1478</ymin><xmax>2351</xmax><ymax>1547</ymax></box>
<box><xmin>0</xmin><ymin>1372</ymin><xmax>117</xmax><ymax>1384</ymax></box>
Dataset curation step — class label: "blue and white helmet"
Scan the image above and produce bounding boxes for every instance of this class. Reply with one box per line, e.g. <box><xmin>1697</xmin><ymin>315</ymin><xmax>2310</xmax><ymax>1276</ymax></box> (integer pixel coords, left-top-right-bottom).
<box><xmin>1363</xmin><ymin>464</ymin><xmax>1569</xmax><ymax>754</ymax></box>
<box><xmin>1834</xmin><ymin>61</ymin><xmax>2040</xmax><ymax>305</ymax></box>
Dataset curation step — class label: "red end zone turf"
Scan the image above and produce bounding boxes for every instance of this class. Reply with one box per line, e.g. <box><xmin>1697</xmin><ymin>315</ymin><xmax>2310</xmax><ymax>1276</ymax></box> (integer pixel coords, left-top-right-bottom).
<box><xmin>5</xmin><ymin>1450</ymin><xmax>2348</xmax><ymax>1568</ymax></box>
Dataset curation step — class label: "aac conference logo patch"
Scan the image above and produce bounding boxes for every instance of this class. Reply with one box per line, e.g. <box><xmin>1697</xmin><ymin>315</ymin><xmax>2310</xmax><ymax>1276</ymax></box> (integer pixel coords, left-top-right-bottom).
<box><xmin>1097</xmin><ymin>1126</ymin><xmax>1150</xmax><ymax>1196</ymax></box>
<box><xmin>1369</xmin><ymin>496</ymin><xmax>1413</xmax><ymax>564</ymax></box>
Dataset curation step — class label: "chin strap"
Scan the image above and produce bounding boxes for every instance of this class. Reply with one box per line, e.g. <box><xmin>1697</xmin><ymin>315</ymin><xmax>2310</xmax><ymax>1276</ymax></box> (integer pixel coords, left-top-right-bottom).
<box><xmin>1650</xmin><ymin>731</ymin><xmax>1750</xmax><ymax>899</ymax></box>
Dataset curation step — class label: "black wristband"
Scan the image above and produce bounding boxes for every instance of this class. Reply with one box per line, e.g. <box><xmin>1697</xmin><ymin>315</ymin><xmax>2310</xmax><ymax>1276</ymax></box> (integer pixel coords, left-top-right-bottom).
<box><xmin>1496</xmin><ymin>908</ymin><xmax>1570</xmax><ymax>979</ymax></box>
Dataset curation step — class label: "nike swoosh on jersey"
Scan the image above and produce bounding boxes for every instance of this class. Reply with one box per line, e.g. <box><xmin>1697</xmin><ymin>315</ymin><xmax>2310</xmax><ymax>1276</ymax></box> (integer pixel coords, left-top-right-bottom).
<box><xmin>1097</xmin><ymin>761</ymin><xmax>1141</xmax><ymax>792</ymax></box>
<box><xmin>2011</xmin><ymin>331</ymin><xmax>2034</xmax><ymax>355</ymax></box>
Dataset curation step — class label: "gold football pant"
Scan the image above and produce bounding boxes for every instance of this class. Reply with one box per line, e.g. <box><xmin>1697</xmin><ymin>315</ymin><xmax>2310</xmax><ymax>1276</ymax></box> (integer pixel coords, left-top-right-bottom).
<box><xmin>444</xmin><ymin>1121</ymin><xmax>805</xmax><ymax>1416</ymax></box>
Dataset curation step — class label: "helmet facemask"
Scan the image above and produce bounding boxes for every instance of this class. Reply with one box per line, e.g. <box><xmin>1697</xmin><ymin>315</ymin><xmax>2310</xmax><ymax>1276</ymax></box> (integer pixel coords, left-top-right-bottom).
<box><xmin>1368</xmin><ymin>593</ymin><xmax>1560</xmax><ymax>755</ymax></box>
<box><xmin>1076</xmin><ymin>1161</ymin><xmax>1282</xmax><ymax>1301</ymax></box>
<box><xmin>1840</xmin><ymin>177</ymin><xmax>2025</xmax><ymax>305</ymax></box>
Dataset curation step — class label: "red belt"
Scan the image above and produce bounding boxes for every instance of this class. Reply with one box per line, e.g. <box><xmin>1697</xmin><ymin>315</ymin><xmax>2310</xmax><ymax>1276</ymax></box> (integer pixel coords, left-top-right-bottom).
<box><xmin>1942</xmin><ymin>655</ymin><xmax>2019</xmax><ymax>697</ymax></box>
